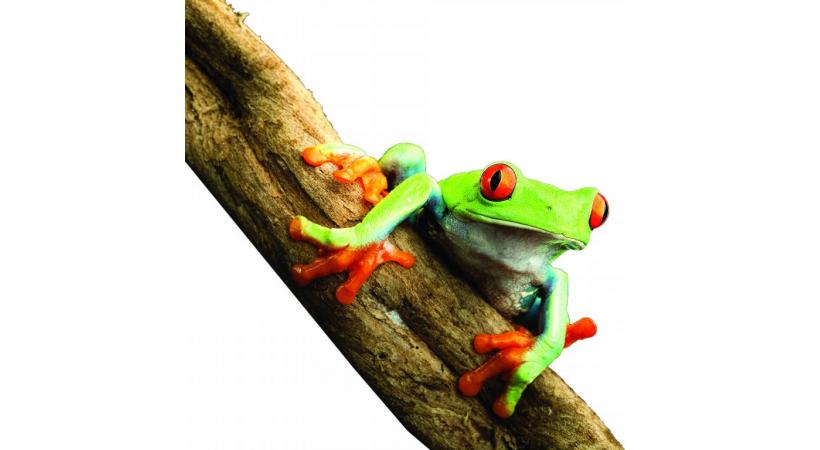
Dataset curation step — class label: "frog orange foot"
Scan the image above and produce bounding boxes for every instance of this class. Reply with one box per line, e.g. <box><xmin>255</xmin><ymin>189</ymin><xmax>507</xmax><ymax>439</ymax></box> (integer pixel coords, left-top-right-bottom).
<box><xmin>289</xmin><ymin>218</ymin><xmax>415</xmax><ymax>304</ymax></box>
<box><xmin>457</xmin><ymin>318</ymin><xmax>597</xmax><ymax>418</ymax></box>
<box><xmin>302</xmin><ymin>145</ymin><xmax>388</xmax><ymax>205</ymax></box>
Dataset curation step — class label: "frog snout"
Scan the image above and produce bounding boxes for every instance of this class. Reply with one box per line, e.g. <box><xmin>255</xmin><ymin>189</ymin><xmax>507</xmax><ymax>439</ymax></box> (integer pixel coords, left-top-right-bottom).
<box><xmin>589</xmin><ymin>193</ymin><xmax>608</xmax><ymax>230</ymax></box>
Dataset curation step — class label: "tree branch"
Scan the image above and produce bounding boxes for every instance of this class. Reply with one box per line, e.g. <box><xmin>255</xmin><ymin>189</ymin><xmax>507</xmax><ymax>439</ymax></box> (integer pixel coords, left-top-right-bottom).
<box><xmin>185</xmin><ymin>1</ymin><xmax>622</xmax><ymax>448</ymax></box>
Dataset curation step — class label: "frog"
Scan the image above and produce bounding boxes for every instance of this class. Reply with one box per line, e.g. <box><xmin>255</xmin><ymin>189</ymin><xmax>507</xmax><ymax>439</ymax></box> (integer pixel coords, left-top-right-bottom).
<box><xmin>288</xmin><ymin>142</ymin><xmax>608</xmax><ymax>418</ymax></box>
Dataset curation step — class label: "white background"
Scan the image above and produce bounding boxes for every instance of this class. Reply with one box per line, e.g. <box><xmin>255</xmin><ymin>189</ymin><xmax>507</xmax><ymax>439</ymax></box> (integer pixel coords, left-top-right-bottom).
<box><xmin>1</xmin><ymin>0</ymin><xmax>819</xmax><ymax>449</ymax></box>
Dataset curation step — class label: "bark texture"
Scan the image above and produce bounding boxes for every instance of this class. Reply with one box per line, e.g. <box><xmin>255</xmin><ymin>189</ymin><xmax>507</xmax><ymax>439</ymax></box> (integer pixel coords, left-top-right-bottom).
<box><xmin>185</xmin><ymin>1</ymin><xmax>623</xmax><ymax>448</ymax></box>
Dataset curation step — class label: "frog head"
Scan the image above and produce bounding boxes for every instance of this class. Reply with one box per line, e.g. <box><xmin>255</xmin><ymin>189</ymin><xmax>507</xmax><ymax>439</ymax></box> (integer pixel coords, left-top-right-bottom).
<box><xmin>438</xmin><ymin>162</ymin><xmax>608</xmax><ymax>258</ymax></box>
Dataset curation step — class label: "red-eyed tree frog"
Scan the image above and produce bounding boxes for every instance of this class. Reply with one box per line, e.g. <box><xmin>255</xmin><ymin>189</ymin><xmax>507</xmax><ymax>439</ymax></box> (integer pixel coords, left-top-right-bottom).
<box><xmin>289</xmin><ymin>143</ymin><xmax>608</xmax><ymax>418</ymax></box>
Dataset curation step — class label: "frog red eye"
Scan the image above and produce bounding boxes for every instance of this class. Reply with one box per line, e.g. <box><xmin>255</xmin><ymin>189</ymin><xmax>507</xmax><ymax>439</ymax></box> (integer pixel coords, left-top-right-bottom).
<box><xmin>480</xmin><ymin>163</ymin><xmax>517</xmax><ymax>201</ymax></box>
<box><xmin>589</xmin><ymin>193</ymin><xmax>609</xmax><ymax>229</ymax></box>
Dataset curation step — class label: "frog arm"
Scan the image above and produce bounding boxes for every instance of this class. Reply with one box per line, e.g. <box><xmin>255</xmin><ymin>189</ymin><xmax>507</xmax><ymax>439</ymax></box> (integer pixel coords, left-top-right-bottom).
<box><xmin>495</xmin><ymin>268</ymin><xmax>570</xmax><ymax>416</ymax></box>
<box><xmin>529</xmin><ymin>268</ymin><xmax>570</xmax><ymax>365</ymax></box>
<box><xmin>292</xmin><ymin>172</ymin><xmax>443</xmax><ymax>249</ymax></box>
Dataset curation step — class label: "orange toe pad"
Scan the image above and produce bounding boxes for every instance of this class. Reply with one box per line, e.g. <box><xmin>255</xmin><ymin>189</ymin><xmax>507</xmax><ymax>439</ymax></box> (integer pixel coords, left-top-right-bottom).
<box><xmin>564</xmin><ymin>317</ymin><xmax>597</xmax><ymax>348</ymax></box>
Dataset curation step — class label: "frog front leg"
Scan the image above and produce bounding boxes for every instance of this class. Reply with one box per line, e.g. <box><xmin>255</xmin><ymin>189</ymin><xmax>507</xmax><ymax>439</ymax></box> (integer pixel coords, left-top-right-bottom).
<box><xmin>458</xmin><ymin>269</ymin><xmax>597</xmax><ymax>418</ymax></box>
<box><xmin>290</xmin><ymin>171</ymin><xmax>443</xmax><ymax>304</ymax></box>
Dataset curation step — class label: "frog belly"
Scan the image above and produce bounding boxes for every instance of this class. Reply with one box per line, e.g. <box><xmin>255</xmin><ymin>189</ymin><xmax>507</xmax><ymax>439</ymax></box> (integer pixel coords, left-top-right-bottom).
<box><xmin>420</xmin><ymin>212</ymin><xmax>550</xmax><ymax>318</ymax></box>
<box><xmin>469</xmin><ymin>269</ymin><xmax>541</xmax><ymax>319</ymax></box>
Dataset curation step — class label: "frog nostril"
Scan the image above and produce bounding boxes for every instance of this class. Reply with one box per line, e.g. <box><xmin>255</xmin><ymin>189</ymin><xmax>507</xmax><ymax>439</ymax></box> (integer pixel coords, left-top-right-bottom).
<box><xmin>589</xmin><ymin>193</ymin><xmax>608</xmax><ymax>229</ymax></box>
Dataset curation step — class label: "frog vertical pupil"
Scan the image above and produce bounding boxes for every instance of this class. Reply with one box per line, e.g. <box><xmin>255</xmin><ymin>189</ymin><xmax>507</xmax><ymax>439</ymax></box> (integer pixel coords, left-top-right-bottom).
<box><xmin>490</xmin><ymin>170</ymin><xmax>502</xmax><ymax>191</ymax></box>
<box><xmin>480</xmin><ymin>163</ymin><xmax>516</xmax><ymax>201</ymax></box>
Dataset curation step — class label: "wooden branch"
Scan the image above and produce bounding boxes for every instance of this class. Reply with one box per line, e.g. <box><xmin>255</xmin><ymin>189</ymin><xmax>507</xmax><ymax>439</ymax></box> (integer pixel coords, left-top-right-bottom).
<box><xmin>185</xmin><ymin>1</ymin><xmax>623</xmax><ymax>448</ymax></box>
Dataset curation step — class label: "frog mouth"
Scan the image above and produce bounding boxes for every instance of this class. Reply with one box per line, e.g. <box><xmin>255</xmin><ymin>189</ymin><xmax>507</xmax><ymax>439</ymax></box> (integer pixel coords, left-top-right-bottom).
<box><xmin>461</xmin><ymin>208</ymin><xmax>586</xmax><ymax>250</ymax></box>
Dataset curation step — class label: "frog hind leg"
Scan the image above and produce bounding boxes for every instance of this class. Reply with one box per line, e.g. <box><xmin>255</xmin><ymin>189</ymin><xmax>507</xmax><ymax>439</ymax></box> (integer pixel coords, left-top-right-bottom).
<box><xmin>302</xmin><ymin>143</ymin><xmax>388</xmax><ymax>205</ymax></box>
<box><xmin>301</xmin><ymin>142</ymin><xmax>427</xmax><ymax>205</ymax></box>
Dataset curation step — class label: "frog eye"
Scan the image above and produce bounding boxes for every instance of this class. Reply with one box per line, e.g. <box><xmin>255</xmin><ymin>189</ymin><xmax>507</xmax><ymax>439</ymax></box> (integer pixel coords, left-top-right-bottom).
<box><xmin>480</xmin><ymin>163</ymin><xmax>517</xmax><ymax>201</ymax></box>
<box><xmin>589</xmin><ymin>193</ymin><xmax>609</xmax><ymax>229</ymax></box>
